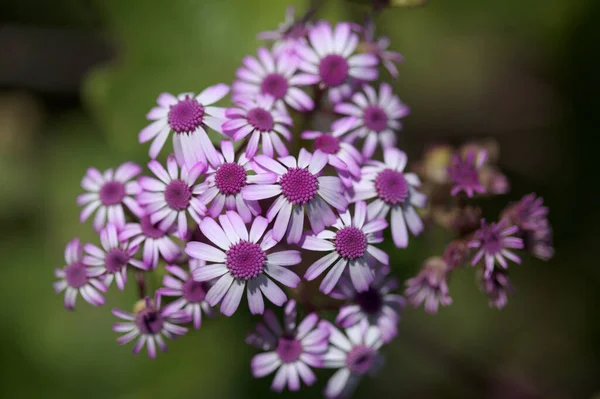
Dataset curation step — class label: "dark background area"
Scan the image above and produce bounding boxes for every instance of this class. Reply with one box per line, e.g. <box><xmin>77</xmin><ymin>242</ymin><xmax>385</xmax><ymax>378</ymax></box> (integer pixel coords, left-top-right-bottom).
<box><xmin>1</xmin><ymin>0</ymin><xmax>598</xmax><ymax>398</ymax></box>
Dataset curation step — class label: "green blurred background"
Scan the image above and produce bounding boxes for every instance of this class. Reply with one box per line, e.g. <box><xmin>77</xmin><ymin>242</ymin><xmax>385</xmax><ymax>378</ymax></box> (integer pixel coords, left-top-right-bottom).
<box><xmin>1</xmin><ymin>0</ymin><xmax>598</xmax><ymax>398</ymax></box>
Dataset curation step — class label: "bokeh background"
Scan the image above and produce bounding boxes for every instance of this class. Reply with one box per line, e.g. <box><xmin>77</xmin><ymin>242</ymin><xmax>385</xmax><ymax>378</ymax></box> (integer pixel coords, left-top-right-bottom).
<box><xmin>1</xmin><ymin>0</ymin><xmax>598</xmax><ymax>398</ymax></box>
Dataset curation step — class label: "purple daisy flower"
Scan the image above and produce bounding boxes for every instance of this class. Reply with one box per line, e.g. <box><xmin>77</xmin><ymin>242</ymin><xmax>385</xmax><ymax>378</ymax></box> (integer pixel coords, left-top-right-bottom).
<box><xmin>185</xmin><ymin>211</ymin><xmax>301</xmax><ymax>316</ymax></box>
<box><xmin>331</xmin><ymin>267</ymin><xmax>405</xmax><ymax>343</ymax></box>
<box><xmin>447</xmin><ymin>149</ymin><xmax>487</xmax><ymax>197</ymax></box>
<box><xmin>361</xmin><ymin>22</ymin><xmax>404</xmax><ymax>79</ymax></box>
<box><xmin>77</xmin><ymin>163</ymin><xmax>143</xmax><ymax>232</ymax></box>
<box><xmin>242</xmin><ymin>149</ymin><xmax>348</xmax><ymax>243</ymax></box>
<box><xmin>331</xmin><ymin>83</ymin><xmax>409</xmax><ymax>158</ymax></box>
<box><xmin>112</xmin><ymin>294</ymin><xmax>189</xmax><ymax>358</ymax></box>
<box><xmin>138</xmin><ymin>156</ymin><xmax>207</xmax><ymax>239</ymax></box>
<box><xmin>405</xmin><ymin>256</ymin><xmax>452</xmax><ymax>314</ymax></box>
<box><xmin>139</xmin><ymin>84</ymin><xmax>229</xmax><ymax>169</ymax></box>
<box><xmin>469</xmin><ymin>219</ymin><xmax>524</xmax><ymax>278</ymax></box>
<box><xmin>248</xmin><ymin>300</ymin><xmax>329</xmax><ymax>392</ymax></box>
<box><xmin>297</xmin><ymin>21</ymin><xmax>378</xmax><ymax>103</ymax></box>
<box><xmin>301</xmin><ymin>129</ymin><xmax>363</xmax><ymax>186</ymax></box>
<box><xmin>321</xmin><ymin>321</ymin><xmax>384</xmax><ymax>399</ymax></box>
<box><xmin>480</xmin><ymin>268</ymin><xmax>514</xmax><ymax>310</ymax></box>
<box><xmin>53</xmin><ymin>238</ymin><xmax>107</xmax><ymax>310</ymax></box>
<box><xmin>233</xmin><ymin>47</ymin><xmax>316</xmax><ymax>111</ymax></box>
<box><xmin>258</xmin><ymin>6</ymin><xmax>311</xmax><ymax>60</ymax></box>
<box><xmin>302</xmin><ymin>201</ymin><xmax>389</xmax><ymax>294</ymax></box>
<box><xmin>119</xmin><ymin>215</ymin><xmax>181</xmax><ymax>269</ymax></box>
<box><xmin>82</xmin><ymin>223</ymin><xmax>147</xmax><ymax>290</ymax></box>
<box><xmin>352</xmin><ymin>147</ymin><xmax>427</xmax><ymax>248</ymax></box>
<box><xmin>158</xmin><ymin>262</ymin><xmax>215</xmax><ymax>329</ymax></box>
<box><xmin>195</xmin><ymin>140</ymin><xmax>276</xmax><ymax>223</ymax></box>
<box><xmin>223</xmin><ymin>94</ymin><xmax>293</xmax><ymax>159</ymax></box>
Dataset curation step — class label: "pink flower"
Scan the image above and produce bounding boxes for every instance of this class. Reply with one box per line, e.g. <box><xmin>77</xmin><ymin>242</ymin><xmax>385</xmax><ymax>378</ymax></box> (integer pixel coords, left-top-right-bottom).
<box><xmin>469</xmin><ymin>219</ymin><xmax>524</xmax><ymax>278</ymax></box>
<box><xmin>405</xmin><ymin>256</ymin><xmax>452</xmax><ymax>314</ymax></box>
<box><xmin>448</xmin><ymin>149</ymin><xmax>487</xmax><ymax>197</ymax></box>
<box><xmin>242</xmin><ymin>150</ymin><xmax>348</xmax><ymax>243</ymax></box>
<box><xmin>185</xmin><ymin>211</ymin><xmax>301</xmax><ymax>316</ymax></box>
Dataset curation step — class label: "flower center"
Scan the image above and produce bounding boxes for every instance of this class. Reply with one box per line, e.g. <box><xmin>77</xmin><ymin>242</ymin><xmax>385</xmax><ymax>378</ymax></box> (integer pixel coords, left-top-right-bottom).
<box><xmin>374</xmin><ymin>169</ymin><xmax>409</xmax><ymax>205</ymax></box>
<box><xmin>450</xmin><ymin>160</ymin><xmax>479</xmax><ymax>188</ymax></box>
<box><xmin>140</xmin><ymin>215</ymin><xmax>166</xmax><ymax>239</ymax></box>
<box><xmin>280</xmin><ymin>167</ymin><xmax>319</xmax><ymax>205</ymax></box>
<box><xmin>363</xmin><ymin>105</ymin><xmax>388</xmax><ymax>133</ymax></box>
<box><xmin>355</xmin><ymin>287</ymin><xmax>383</xmax><ymax>315</ymax></box>
<box><xmin>314</xmin><ymin>134</ymin><xmax>340</xmax><ymax>154</ymax></box>
<box><xmin>65</xmin><ymin>262</ymin><xmax>88</xmax><ymax>288</ymax></box>
<box><xmin>319</xmin><ymin>54</ymin><xmax>349</xmax><ymax>87</ymax></box>
<box><xmin>247</xmin><ymin>107</ymin><xmax>275</xmax><ymax>132</ymax></box>
<box><xmin>346</xmin><ymin>344</ymin><xmax>377</xmax><ymax>375</ymax></box>
<box><xmin>182</xmin><ymin>278</ymin><xmax>209</xmax><ymax>303</ymax></box>
<box><xmin>105</xmin><ymin>248</ymin><xmax>129</xmax><ymax>273</ymax></box>
<box><xmin>335</xmin><ymin>227</ymin><xmax>368</xmax><ymax>260</ymax></box>
<box><xmin>215</xmin><ymin>162</ymin><xmax>246</xmax><ymax>195</ymax></box>
<box><xmin>260</xmin><ymin>73</ymin><xmax>289</xmax><ymax>99</ymax></box>
<box><xmin>165</xmin><ymin>179</ymin><xmax>192</xmax><ymax>211</ymax></box>
<box><xmin>135</xmin><ymin>308</ymin><xmax>164</xmax><ymax>335</ymax></box>
<box><xmin>276</xmin><ymin>336</ymin><xmax>303</xmax><ymax>363</ymax></box>
<box><xmin>99</xmin><ymin>181</ymin><xmax>126</xmax><ymax>206</ymax></box>
<box><xmin>480</xmin><ymin>230</ymin><xmax>504</xmax><ymax>254</ymax></box>
<box><xmin>225</xmin><ymin>241</ymin><xmax>267</xmax><ymax>280</ymax></box>
<box><xmin>168</xmin><ymin>96</ymin><xmax>205</xmax><ymax>134</ymax></box>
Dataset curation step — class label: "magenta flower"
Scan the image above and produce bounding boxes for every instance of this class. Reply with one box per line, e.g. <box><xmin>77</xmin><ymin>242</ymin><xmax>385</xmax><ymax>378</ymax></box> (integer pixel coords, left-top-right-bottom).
<box><xmin>248</xmin><ymin>300</ymin><xmax>329</xmax><ymax>392</ymax></box>
<box><xmin>469</xmin><ymin>219</ymin><xmax>524</xmax><ymax>277</ymax></box>
<box><xmin>195</xmin><ymin>140</ymin><xmax>276</xmax><ymax>223</ymax></box>
<box><xmin>301</xmin><ymin>129</ymin><xmax>363</xmax><ymax>186</ymax></box>
<box><xmin>82</xmin><ymin>223</ymin><xmax>146</xmax><ymax>290</ymax></box>
<box><xmin>352</xmin><ymin>147</ymin><xmax>427</xmax><ymax>248</ymax></box>
<box><xmin>233</xmin><ymin>47</ymin><xmax>316</xmax><ymax>111</ymax></box>
<box><xmin>360</xmin><ymin>23</ymin><xmax>404</xmax><ymax>78</ymax></box>
<box><xmin>223</xmin><ymin>94</ymin><xmax>293</xmax><ymax>159</ymax></box>
<box><xmin>53</xmin><ymin>238</ymin><xmax>107</xmax><ymax>310</ymax></box>
<box><xmin>158</xmin><ymin>263</ymin><xmax>215</xmax><ymax>329</ymax></box>
<box><xmin>297</xmin><ymin>21</ymin><xmax>378</xmax><ymax>103</ymax></box>
<box><xmin>258</xmin><ymin>6</ymin><xmax>311</xmax><ymax>60</ymax></box>
<box><xmin>242</xmin><ymin>150</ymin><xmax>348</xmax><ymax>243</ymax></box>
<box><xmin>302</xmin><ymin>201</ymin><xmax>388</xmax><ymax>294</ymax></box>
<box><xmin>77</xmin><ymin>163</ymin><xmax>143</xmax><ymax>232</ymax></box>
<box><xmin>321</xmin><ymin>321</ymin><xmax>384</xmax><ymax>399</ymax></box>
<box><xmin>139</xmin><ymin>85</ymin><xmax>229</xmax><ymax>168</ymax></box>
<box><xmin>186</xmin><ymin>211</ymin><xmax>301</xmax><ymax>316</ymax></box>
<box><xmin>405</xmin><ymin>257</ymin><xmax>452</xmax><ymax>314</ymax></box>
<box><xmin>332</xmin><ymin>83</ymin><xmax>409</xmax><ymax>158</ymax></box>
<box><xmin>112</xmin><ymin>294</ymin><xmax>189</xmax><ymax>358</ymax></box>
<box><xmin>331</xmin><ymin>266</ymin><xmax>405</xmax><ymax>343</ymax></box>
<box><xmin>448</xmin><ymin>149</ymin><xmax>487</xmax><ymax>197</ymax></box>
<box><xmin>480</xmin><ymin>268</ymin><xmax>514</xmax><ymax>309</ymax></box>
<box><xmin>138</xmin><ymin>156</ymin><xmax>207</xmax><ymax>239</ymax></box>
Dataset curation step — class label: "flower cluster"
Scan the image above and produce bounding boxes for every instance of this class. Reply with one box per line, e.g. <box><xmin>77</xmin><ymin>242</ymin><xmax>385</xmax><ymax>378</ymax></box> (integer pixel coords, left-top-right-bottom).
<box><xmin>53</xmin><ymin>5</ymin><xmax>554</xmax><ymax>398</ymax></box>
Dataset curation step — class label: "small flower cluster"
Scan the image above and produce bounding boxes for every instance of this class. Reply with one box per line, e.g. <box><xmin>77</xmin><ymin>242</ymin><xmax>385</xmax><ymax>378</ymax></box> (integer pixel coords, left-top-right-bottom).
<box><xmin>53</xmin><ymin>5</ymin><xmax>554</xmax><ymax>398</ymax></box>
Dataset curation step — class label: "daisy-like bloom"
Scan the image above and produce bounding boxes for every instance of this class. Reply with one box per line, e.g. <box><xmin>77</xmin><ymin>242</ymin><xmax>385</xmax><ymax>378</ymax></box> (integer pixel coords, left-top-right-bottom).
<box><xmin>529</xmin><ymin>222</ymin><xmax>554</xmax><ymax>261</ymax></box>
<box><xmin>331</xmin><ymin>83</ymin><xmax>409</xmax><ymax>158</ymax></box>
<box><xmin>223</xmin><ymin>94</ymin><xmax>293</xmax><ymax>159</ymax></box>
<box><xmin>53</xmin><ymin>238</ymin><xmax>107</xmax><ymax>310</ymax></box>
<box><xmin>480</xmin><ymin>268</ymin><xmax>514</xmax><ymax>309</ymax></box>
<box><xmin>331</xmin><ymin>267</ymin><xmax>405</xmax><ymax>343</ymax></box>
<box><xmin>138</xmin><ymin>156</ymin><xmax>207</xmax><ymax>239</ymax></box>
<box><xmin>83</xmin><ymin>223</ymin><xmax>147</xmax><ymax>290</ymax></box>
<box><xmin>242</xmin><ymin>149</ymin><xmax>348</xmax><ymax>244</ymax></box>
<box><xmin>185</xmin><ymin>211</ymin><xmax>301</xmax><ymax>316</ymax></box>
<box><xmin>404</xmin><ymin>256</ymin><xmax>452</xmax><ymax>314</ymax></box>
<box><xmin>119</xmin><ymin>215</ymin><xmax>181</xmax><ymax>269</ymax></box>
<box><xmin>321</xmin><ymin>321</ymin><xmax>384</xmax><ymax>399</ymax></box>
<box><xmin>247</xmin><ymin>300</ymin><xmax>329</xmax><ymax>392</ymax></box>
<box><xmin>302</xmin><ymin>201</ymin><xmax>388</xmax><ymax>294</ymax></box>
<box><xmin>447</xmin><ymin>149</ymin><xmax>488</xmax><ymax>197</ymax></box>
<box><xmin>139</xmin><ymin>84</ymin><xmax>229</xmax><ymax>169</ymax></box>
<box><xmin>360</xmin><ymin>21</ymin><xmax>404</xmax><ymax>78</ymax></box>
<box><xmin>297</xmin><ymin>21</ymin><xmax>379</xmax><ymax>103</ymax></box>
<box><xmin>301</xmin><ymin>128</ymin><xmax>363</xmax><ymax>186</ymax></box>
<box><xmin>232</xmin><ymin>47</ymin><xmax>316</xmax><ymax>111</ymax></box>
<box><xmin>195</xmin><ymin>140</ymin><xmax>276</xmax><ymax>223</ymax></box>
<box><xmin>77</xmin><ymin>163</ymin><xmax>143</xmax><ymax>232</ymax></box>
<box><xmin>112</xmin><ymin>294</ymin><xmax>189</xmax><ymax>358</ymax></box>
<box><xmin>468</xmin><ymin>219</ymin><xmax>524</xmax><ymax>278</ymax></box>
<box><xmin>257</xmin><ymin>6</ymin><xmax>311</xmax><ymax>60</ymax></box>
<box><xmin>352</xmin><ymin>147</ymin><xmax>427</xmax><ymax>248</ymax></box>
<box><xmin>158</xmin><ymin>262</ymin><xmax>215</xmax><ymax>329</ymax></box>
